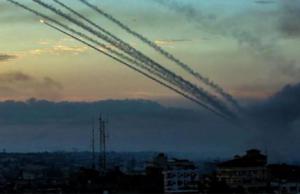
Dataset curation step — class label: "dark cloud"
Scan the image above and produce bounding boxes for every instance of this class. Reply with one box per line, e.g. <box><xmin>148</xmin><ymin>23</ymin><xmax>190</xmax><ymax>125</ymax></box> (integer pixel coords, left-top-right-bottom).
<box><xmin>42</xmin><ymin>77</ymin><xmax>63</xmax><ymax>90</ymax></box>
<box><xmin>151</xmin><ymin>0</ymin><xmax>300</xmax><ymax>82</ymax></box>
<box><xmin>150</xmin><ymin>0</ymin><xmax>216</xmax><ymax>25</ymax></box>
<box><xmin>149</xmin><ymin>0</ymin><xmax>275</xmax><ymax>52</ymax></box>
<box><xmin>0</xmin><ymin>53</ymin><xmax>16</xmax><ymax>62</ymax></box>
<box><xmin>0</xmin><ymin>71</ymin><xmax>32</xmax><ymax>83</ymax></box>
<box><xmin>247</xmin><ymin>82</ymin><xmax>300</xmax><ymax>161</ymax></box>
<box><xmin>0</xmin><ymin>98</ymin><xmax>247</xmax><ymax>155</ymax></box>
<box><xmin>279</xmin><ymin>0</ymin><xmax>300</xmax><ymax>37</ymax></box>
<box><xmin>0</xmin><ymin>99</ymin><xmax>194</xmax><ymax>125</ymax></box>
<box><xmin>0</xmin><ymin>80</ymin><xmax>300</xmax><ymax>161</ymax></box>
<box><xmin>0</xmin><ymin>83</ymin><xmax>300</xmax><ymax>160</ymax></box>
<box><xmin>255</xmin><ymin>0</ymin><xmax>275</xmax><ymax>5</ymax></box>
<box><xmin>0</xmin><ymin>71</ymin><xmax>63</xmax><ymax>99</ymax></box>
<box><xmin>250</xmin><ymin>82</ymin><xmax>300</xmax><ymax>129</ymax></box>
<box><xmin>273</xmin><ymin>61</ymin><xmax>300</xmax><ymax>79</ymax></box>
<box><xmin>0</xmin><ymin>72</ymin><xmax>62</xmax><ymax>88</ymax></box>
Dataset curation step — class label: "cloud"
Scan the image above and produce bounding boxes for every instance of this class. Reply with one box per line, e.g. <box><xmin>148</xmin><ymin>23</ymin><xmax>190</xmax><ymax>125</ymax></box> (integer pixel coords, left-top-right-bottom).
<box><xmin>25</xmin><ymin>44</ymin><xmax>88</xmax><ymax>56</ymax></box>
<box><xmin>5</xmin><ymin>38</ymin><xmax>89</xmax><ymax>59</ymax></box>
<box><xmin>150</xmin><ymin>0</ymin><xmax>216</xmax><ymax>25</ymax></box>
<box><xmin>151</xmin><ymin>0</ymin><xmax>300</xmax><ymax>83</ymax></box>
<box><xmin>255</xmin><ymin>0</ymin><xmax>275</xmax><ymax>5</ymax></box>
<box><xmin>42</xmin><ymin>77</ymin><xmax>63</xmax><ymax>90</ymax></box>
<box><xmin>0</xmin><ymin>53</ymin><xmax>16</xmax><ymax>62</ymax></box>
<box><xmin>0</xmin><ymin>71</ymin><xmax>63</xmax><ymax>100</ymax></box>
<box><xmin>0</xmin><ymin>82</ymin><xmax>299</xmax><ymax>160</ymax></box>
<box><xmin>247</xmin><ymin>82</ymin><xmax>300</xmax><ymax>161</ymax></box>
<box><xmin>0</xmin><ymin>71</ymin><xmax>31</xmax><ymax>83</ymax></box>
<box><xmin>231</xmin><ymin>84</ymin><xmax>278</xmax><ymax>99</ymax></box>
<box><xmin>250</xmin><ymin>82</ymin><xmax>300</xmax><ymax>129</ymax></box>
<box><xmin>149</xmin><ymin>0</ymin><xmax>275</xmax><ymax>52</ymax></box>
<box><xmin>0</xmin><ymin>98</ymin><xmax>247</xmax><ymax>155</ymax></box>
<box><xmin>0</xmin><ymin>1</ymin><xmax>96</xmax><ymax>25</ymax></box>
<box><xmin>154</xmin><ymin>39</ymin><xmax>191</xmax><ymax>47</ymax></box>
<box><xmin>278</xmin><ymin>0</ymin><xmax>300</xmax><ymax>37</ymax></box>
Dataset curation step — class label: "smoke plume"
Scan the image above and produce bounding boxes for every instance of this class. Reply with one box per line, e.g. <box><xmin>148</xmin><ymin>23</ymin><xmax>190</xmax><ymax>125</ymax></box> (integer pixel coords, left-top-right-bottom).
<box><xmin>79</xmin><ymin>0</ymin><xmax>241</xmax><ymax>112</ymax></box>
<box><xmin>32</xmin><ymin>0</ymin><xmax>236</xmax><ymax>120</ymax></box>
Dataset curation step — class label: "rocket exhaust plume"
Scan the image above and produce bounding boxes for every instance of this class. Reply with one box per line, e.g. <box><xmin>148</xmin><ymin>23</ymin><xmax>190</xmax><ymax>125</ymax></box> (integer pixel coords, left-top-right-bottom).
<box><xmin>6</xmin><ymin>0</ymin><xmax>205</xmax><ymax>117</ymax></box>
<box><xmin>7</xmin><ymin>0</ymin><xmax>231</xmax><ymax>121</ymax></box>
<box><xmin>42</xmin><ymin>21</ymin><xmax>232</xmax><ymax>122</ymax></box>
<box><xmin>79</xmin><ymin>0</ymin><xmax>242</xmax><ymax>111</ymax></box>
<box><xmin>5</xmin><ymin>0</ymin><xmax>138</xmax><ymax>71</ymax></box>
<box><xmin>7</xmin><ymin>0</ymin><xmax>242</xmax><ymax>125</ymax></box>
<box><xmin>5</xmin><ymin>0</ymin><xmax>182</xmax><ymax>99</ymax></box>
<box><xmin>32</xmin><ymin>0</ymin><xmax>237</xmax><ymax>120</ymax></box>
<box><xmin>52</xmin><ymin>0</ymin><xmax>123</xmax><ymax>46</ymax></box>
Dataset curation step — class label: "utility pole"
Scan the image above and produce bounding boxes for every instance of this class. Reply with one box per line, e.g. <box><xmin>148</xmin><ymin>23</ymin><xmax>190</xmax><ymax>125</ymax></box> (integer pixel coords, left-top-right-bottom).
<box><xmin>99</xmin><ymin>115</ymin><xmax>107</xmax><ymax>173</ymax></box>
<box><xmin>91</xmin><ymin>118</ymin><xmax>96</xmax><ymax>169</ymax></box>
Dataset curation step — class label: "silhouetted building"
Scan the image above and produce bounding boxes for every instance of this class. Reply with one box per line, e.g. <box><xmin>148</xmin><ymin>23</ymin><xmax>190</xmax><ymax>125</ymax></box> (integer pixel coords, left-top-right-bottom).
<box><xmin>163</xmin><ymin>159</ymin><xmax>199</xmax><ymax>193</ymax></box>
<box><xmin>148</xmin><ymin>153</ymin><xmax>199</xmax><ymax>193</ymax></box>
<box><xmin>268</xmin><ymin>164</ymin><xmax>300</xmax><ymax>194</ymax></box>
<box><xmin>217</xmin><ymin>149</ymin><xmax>268</xmax><ymax>193</ymax></box>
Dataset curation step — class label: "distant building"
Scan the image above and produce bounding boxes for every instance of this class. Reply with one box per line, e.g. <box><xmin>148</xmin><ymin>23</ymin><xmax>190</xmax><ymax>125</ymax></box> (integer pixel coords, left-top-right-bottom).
<box><xmin>21</xmin><ymin>164</ymin><xmax>47</xmax><ymax>181</ymax></box>
<box><xmin>148</xmin><ymin>153</ymin><xmax>199</xmax><ymax>193</ymax></box>
<box><xmin>163</xmin><ymin>159</ymin><xmax>199</xmax><ymax>193</ymax></box>
<box><xmin>216</xmin><ymin>149</ymin><xmax>268</xmax><ymax>193</ymax></box>
<box><xmin>268</xmin><ymin>164</ymin><xmax>300</xmax><ymax>194</ymax></box>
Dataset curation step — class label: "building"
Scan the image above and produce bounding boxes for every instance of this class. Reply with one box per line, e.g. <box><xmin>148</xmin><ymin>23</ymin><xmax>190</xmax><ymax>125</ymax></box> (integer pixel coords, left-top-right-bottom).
<box><xmin>216</xmin><ymin>149</ymin><xmax>268</xmax><ymax>193</ymax></box>
<box><xmin>148</xmin><ymin>153</ymin><xmax>199</xmax><ymax>193</ymax></box>
<box><xmin>163</xmin><ymin>159</ymin><xmax>199</xmax><ymax>193</ymax></box>
<box><xmin>268</xmin><ymin>164</ymin><xmax>300</xmax><ymax>194</ymax></box>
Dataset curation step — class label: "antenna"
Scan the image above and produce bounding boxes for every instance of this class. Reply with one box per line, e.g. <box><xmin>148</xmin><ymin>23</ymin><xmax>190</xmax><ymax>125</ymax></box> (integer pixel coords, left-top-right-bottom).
<box><xmin>99</xmin><ymin>114</ymin><xmax>108</xmax><ymax>173</ymax></box>
<box><xmin>91</xmin><ymin>117</ymin><xmax>96</xmax><ymax>169</ymax></box>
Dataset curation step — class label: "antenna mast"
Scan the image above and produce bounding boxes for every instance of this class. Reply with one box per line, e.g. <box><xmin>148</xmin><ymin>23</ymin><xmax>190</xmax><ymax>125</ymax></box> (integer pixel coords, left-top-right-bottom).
<box><xmin>91</xmin><ymin>118</ymin><xmax>96</xmax><ymax>169</ymax></box>
<box><xmin>99</xmin><ymin>115</ymin><xmax>107</xmax><ymax>173</ymax></box>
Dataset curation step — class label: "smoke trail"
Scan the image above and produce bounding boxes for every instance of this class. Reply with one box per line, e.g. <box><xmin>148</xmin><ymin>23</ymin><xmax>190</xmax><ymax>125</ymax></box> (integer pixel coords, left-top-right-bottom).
<box><xmin>6</xmin><ymin>0</ymin><xmax>179</xmax><ymax>101</ymax></box>
<box><xmin>33</xmin><ymin>0</ymin><xmax>236</xmax><ymax>119</ymax></box>
<box><xmin>6</xmin><ymin>0</ymin><xmax>232</xmax><ymax>122</ymax></box>
<box><xmin>79</xmin><ymin>0</ymin><xmax>241</xmax><ymax>111</ymax></box>
<box><xmin>5</xmin><ymin>1</ymin><xmax>140</xmax><ymax>74</ymax></box>
<box><xmin>8</xmin><ymin>0</ymin><xmax>242</xmax><ymax>126</ymax></box>
<box><xmin>52</xmin><ymin>0</ymin><xmax>123</xmax><ymax>46</ymax></box>
<box><xmin>7</xmin><ymin>0</ymin><xmax>219</xmax><ymax>118</ymax></box>
<box><xmin>43</xmin><ymin>21</ymin><xmax>233</xmax><ymax>122</ymax></box>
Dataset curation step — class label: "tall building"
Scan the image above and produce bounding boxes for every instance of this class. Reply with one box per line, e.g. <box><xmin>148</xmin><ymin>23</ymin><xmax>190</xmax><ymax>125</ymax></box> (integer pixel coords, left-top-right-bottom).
<box><xmin>163</xmin><ymin>159</ymin><xmax>199</xmax><ymax>193</ymax></box>
<box><xmin>216</xmin><ymin>149</ymin><xmax>268</xmax><ymax>193</ymax></box>
<box><xmin>148</xmin><ymin>153</ymin><xmax>199</xmax><ymax>193</ymax></box>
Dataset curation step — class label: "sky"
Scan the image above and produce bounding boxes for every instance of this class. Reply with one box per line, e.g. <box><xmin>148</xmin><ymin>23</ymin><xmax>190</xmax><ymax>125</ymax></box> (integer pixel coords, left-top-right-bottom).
<box><xmin>0</xmin><ymin>0</ymin><xmax>300</xmax><ymax>160</ymax></box>
<box><xmin>1</xmin><ymin>0</ymin><xmax>299</xmax><ymax>103</ymax></box>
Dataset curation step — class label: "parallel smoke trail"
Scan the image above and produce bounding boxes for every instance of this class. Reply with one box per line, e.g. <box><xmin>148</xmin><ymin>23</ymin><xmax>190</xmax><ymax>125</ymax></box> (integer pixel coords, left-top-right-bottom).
<box><xmin>79</xmin><ymin>0</ymin><xmax>241</xmax><ymax>111</ymax></box>
<box><xmin>33</xmin><ymin>0</ymin><xmax>236</xmax><ymax>119</ymax></box>
<box><xmin>6</xmin><ymin>0</ymin><xmax>231</xmax><ymax>122</ymax></box>
<box><xmin>52</xmin><ymin>0</ymin><xmax>124</xmax><ymax>46</ymax></box>
<box><xmin>5</xmin><ymin>0</ymin><xmax>184</xmax><ymax>103</ymax></box>
<box><xmin>5</xmin><ymin>0</ymin><xmax>140</xmax><ymax>74</ymax></box>
<box><xmin>43</xmin><ymin>21</ymin><xmax>232</xmax><ymax>122</ymax></box>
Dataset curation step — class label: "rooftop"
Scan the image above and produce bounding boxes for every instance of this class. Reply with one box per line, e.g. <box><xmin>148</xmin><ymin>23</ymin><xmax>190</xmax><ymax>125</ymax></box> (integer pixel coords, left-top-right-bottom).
<box><xmin>218</xmin><ymin>149</ymin><xmax>267</xmax><ymax>168</ymax></box>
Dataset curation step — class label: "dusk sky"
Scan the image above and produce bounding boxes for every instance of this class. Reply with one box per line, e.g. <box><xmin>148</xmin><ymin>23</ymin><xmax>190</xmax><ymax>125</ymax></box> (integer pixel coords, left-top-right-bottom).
<box><xmin>1</xmin><ymin>0</ymin><xmax>299</xmax><ymax>103</ymax></box>
<box><xmin>0</xmin><ymin>0</ymin><xmax>300</xmax><ymax>161</ymax></box>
